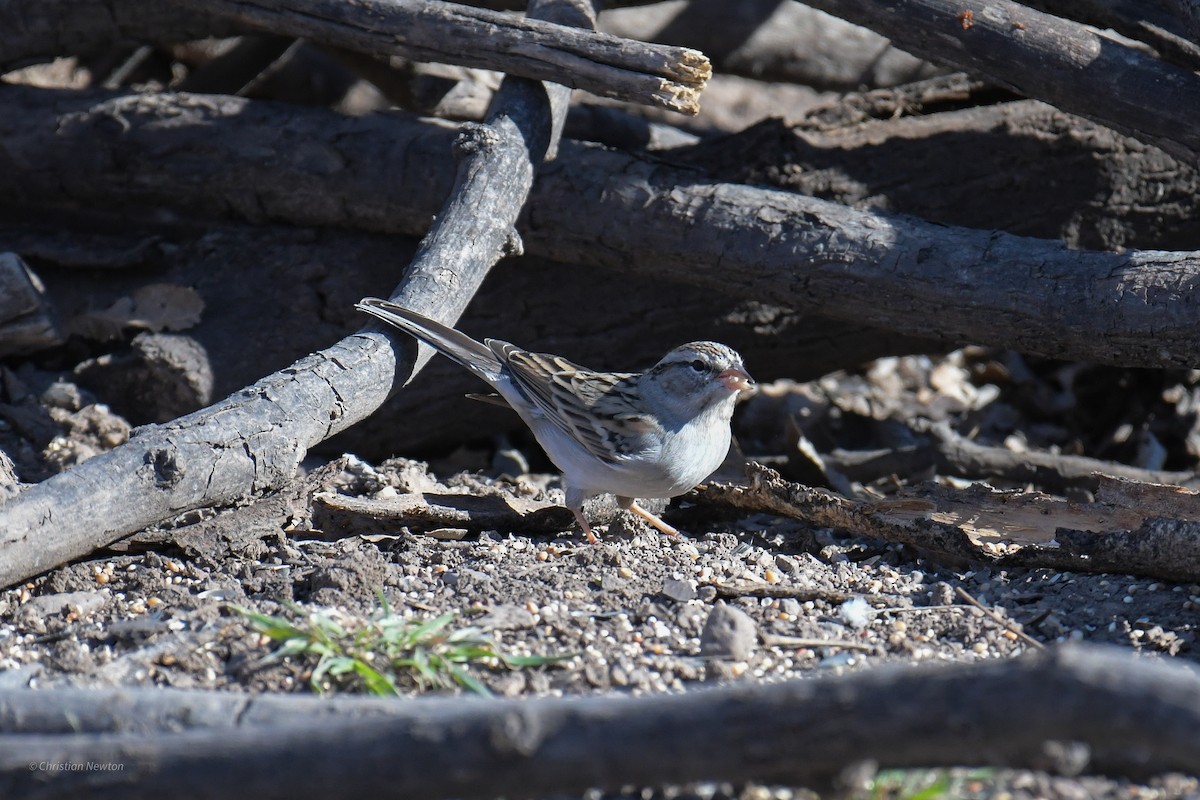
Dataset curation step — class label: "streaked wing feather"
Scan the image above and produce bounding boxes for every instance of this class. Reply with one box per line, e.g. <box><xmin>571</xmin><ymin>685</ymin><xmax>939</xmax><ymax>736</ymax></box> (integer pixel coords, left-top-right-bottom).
<box><xmin>496</xmin><ymin>345</ymin><xmax>656</xmax><ymax>464</ymax></box>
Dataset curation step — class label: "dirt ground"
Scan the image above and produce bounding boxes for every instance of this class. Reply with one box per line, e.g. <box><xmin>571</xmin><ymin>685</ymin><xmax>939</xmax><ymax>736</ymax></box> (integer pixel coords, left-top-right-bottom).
<box><xmin>1</xmin><ymin>347</ymin><xmax>1198</xmax><ymax>799</ymax></box>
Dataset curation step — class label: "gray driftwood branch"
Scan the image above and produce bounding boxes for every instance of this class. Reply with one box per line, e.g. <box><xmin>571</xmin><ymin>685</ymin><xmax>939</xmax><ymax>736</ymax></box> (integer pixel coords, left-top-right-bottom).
<box><xmin>3</xmin><ymin>87</ymin><xmax>1200</xmax><ymax>373</ymax></box>
<box><xmin>1</xmin><ymin>645</ymin><xmax>1197</xmax><ymax>797</ymax></box>
<box><xmin>0</xmin><ymin>0</ymin><xmax>584</xmax><ymax>587</ymax></box>
<box><xmin>797</xmin><ymin>0</ymin><xmax>1200</xmax><ymax>168</ymax></box>
<box><xmin>166</xmin><ymin>0</ymin><xmax>709</xmax><ymax>113</ymax></box>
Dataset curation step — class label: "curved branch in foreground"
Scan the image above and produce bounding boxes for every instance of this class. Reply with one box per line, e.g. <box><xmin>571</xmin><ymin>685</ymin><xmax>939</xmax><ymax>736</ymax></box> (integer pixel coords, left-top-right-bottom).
<box><xmin>0</xmin><ymin>645</ymin><xmax>1197</xmax><ymax>798</ymax></box>
<box><xmin>0</xmin><ymin>0</ymin><xmax>580</xmax><ymax>588</ymax></box>
<box><xmin>795</xmin><ymin>0</ymin><xmax>1200</xmax><ymax>168</ymax></box>
<box><xmin>4</xmin><ymin>88</ymin><xmax>1200</xmax><ymax>371</ymax></box>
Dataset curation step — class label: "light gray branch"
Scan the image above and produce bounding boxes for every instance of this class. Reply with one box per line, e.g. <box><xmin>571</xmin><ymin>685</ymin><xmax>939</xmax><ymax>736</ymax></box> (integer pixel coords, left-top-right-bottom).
<box><xmin>0</xmin><ymin>645</ymin><xmax>1197</xmax><ymax>797</ymax></box>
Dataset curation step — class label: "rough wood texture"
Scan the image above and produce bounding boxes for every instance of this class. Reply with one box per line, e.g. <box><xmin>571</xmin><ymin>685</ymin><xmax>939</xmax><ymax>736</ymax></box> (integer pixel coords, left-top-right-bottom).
<box><xmin>1165</xmin><ymin>0</ymin><xmax>1200</xmax><ymax>45</ymax></box>
<box><xmin>169</xmin><ymin>0</ymin><xmax>709</xmax><ymax>113</ymax></box>
<box><xmin>4</xmin><ymin>88</ymin><xmax>1200</xmax><ymax>371</ymax></box>
<box><xmin>800</xmin><ymin>0</ymin><xmax>1200</xmax><ymax>168</ymax></box>
<box><xmin>0</xmin><ymin>645</ymin><xmax>1196</xmax><ymax>796</ymax></box>
<box><xmin>0</xmin><ymin>0</ymin><xmax>584</xmax><ymax>588</ymax></box>
<box><xmin>681</xmin><ymin>89</ymin><xmax>1200</xmax><ymax>252</ymax></box>
<box><xmin>825</xmin><ymin>420</ymin><xmax>1200</xmax><ymax>494</ymax></box>
<box><xmin>699</xmin><ymin>463</ymin><xmax>1200</xmax><ymax>582</ymax></box>
<box><xmin>1026</xmin><ymin>0</ymin><xmax>1200</xmax><ymax>70</ymax></box>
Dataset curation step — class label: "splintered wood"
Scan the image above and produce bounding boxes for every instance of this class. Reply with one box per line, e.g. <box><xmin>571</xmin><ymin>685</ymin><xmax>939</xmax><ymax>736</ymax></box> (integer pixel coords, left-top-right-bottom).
<box><xmin>698</xmin><ymin>463</ymin><xmax>1200</xmax><ymax>582</ymax></box>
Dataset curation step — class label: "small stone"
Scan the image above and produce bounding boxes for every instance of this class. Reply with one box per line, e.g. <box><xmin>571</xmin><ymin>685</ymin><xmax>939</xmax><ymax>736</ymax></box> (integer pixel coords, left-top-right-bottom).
<box><xmin>22</xmin><ymin>590</ymin><xmax>108</xmax><ymax>619</ymax></box>
<box><xmin>660</xmin><ymin>578</ymin><xmax>696</xmax><ymax>603</ymax></box>
<box><xmin>700</xmin><ymin>603</ymin><xmax>757</xmax><ymax>660</ymax></box>
<box><xmin>476</xmin><ymin>604</ymin><xmax>536</xmax><ymax>630</ymax></box>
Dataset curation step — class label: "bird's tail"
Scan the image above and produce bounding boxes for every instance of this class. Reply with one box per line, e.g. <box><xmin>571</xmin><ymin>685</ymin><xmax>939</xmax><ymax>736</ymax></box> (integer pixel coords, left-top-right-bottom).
<box><xmin>355</xmin><ymin>298</ymin><xmax>503</xmax><ymax>377</ymax></box>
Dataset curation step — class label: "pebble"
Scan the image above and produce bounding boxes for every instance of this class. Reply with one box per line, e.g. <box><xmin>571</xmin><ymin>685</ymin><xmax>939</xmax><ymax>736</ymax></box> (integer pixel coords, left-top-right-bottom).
<box><xmin>660</xmin><ymin>578</ymin><xmax>697</xmax><ymax>603</ymax></box>
<box><xmin>700</xmin><ymin>603</ymin><xmax>757</xmax><ymax>660</ymax></box>
<box><xmin>21</xmin><ymin>590</ymin><xmax>108</xmax><ymax>619</ymax></box>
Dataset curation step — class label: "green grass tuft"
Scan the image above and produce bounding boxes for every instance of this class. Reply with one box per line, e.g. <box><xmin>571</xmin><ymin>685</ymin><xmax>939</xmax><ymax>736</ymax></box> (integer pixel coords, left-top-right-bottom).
<box><xmin>234</xmin><ymin>598</ymin><xmax>567</xmax><ymax>697</ymax></box>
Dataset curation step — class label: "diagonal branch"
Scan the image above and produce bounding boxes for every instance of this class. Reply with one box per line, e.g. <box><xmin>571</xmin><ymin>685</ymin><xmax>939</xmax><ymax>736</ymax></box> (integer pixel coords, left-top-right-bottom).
<box><xmin>0</xmin><ymin>2</ymin><xmax>587</xmax><ymax>589</ymax></box>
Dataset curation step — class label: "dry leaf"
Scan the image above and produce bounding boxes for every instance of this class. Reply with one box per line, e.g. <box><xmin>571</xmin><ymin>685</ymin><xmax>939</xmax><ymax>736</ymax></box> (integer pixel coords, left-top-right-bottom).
<box><xmin>70</xmin><ymin>284</ymin><xmax>205</xmax><ymax>341</ymax></box>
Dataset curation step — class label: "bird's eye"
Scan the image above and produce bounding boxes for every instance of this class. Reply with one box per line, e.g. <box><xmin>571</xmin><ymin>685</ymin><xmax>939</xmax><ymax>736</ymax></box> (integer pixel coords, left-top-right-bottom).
<box><xmin>689</xmin><ymin>359</ymin><xmax>707</xmax><ymax>372</ymax></box>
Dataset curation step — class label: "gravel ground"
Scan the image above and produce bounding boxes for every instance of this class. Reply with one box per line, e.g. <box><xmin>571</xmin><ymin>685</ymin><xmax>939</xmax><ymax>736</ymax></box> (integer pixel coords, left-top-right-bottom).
<box><xmin>2</xmin><ymin>353</ymin><xmax>1199</xmax><ymax>799</ymax></box>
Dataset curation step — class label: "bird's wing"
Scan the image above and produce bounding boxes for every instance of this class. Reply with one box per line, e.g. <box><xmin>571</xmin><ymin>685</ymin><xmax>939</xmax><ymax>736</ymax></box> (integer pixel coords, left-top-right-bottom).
<box><xmin>492</xmin><ymin>343</ymin><xmax>659</xmax><ymax>464</ymax></box>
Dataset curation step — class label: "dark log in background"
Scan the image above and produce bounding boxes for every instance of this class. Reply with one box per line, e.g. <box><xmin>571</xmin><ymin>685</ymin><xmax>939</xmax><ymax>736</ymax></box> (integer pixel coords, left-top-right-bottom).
<box><xmin>4</xmin><ymin>1</ymin><xmax>1200</xmax><ymax>460</ymax></box>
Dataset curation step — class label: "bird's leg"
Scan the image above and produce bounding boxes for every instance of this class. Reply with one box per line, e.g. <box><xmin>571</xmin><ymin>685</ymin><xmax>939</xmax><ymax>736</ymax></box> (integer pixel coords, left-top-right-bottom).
<box><xmin>617</xmin><ymin>497</ymin><xmax>679</xmax><ymax>537</ymax></box>
<box><xmin>564</xmin><ymin>487</ymin><xmax>598</xmax><ymax>543</ymax></box>
<box><xmin>571</xmin><ymin>507</ymin><xmax>598</xmax><ymax>544</ymax></box>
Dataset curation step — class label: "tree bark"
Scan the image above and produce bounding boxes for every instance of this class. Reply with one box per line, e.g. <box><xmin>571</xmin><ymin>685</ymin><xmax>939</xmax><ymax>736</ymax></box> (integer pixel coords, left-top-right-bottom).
<box><xmin>168</xmin><ymin>0</ymin><xmax>708</xmax><ymax>113</ymax></box>
<box><xmin>680</xmin><ymin>87</ymin><xmax>1200</xmax><ymax>252</ymax></box>
<box><xmin>1025</xmin><ymin>0</ymin><xmax>1200</xmax><ymax>71</ymax></box>
<box><xmin>4</xmin><ymin>87</ymin><xmax>1200</xmax><ymax>373</ymax></box>
<box><xmin>0</xmin><ymin>645</ymin><xmax>1196</xmax><ymax>797</ymax></box>
<box><xmin>798</xmin><ymin>0</ymin><xmax>1200</xmax><ymax>168</ymax></box>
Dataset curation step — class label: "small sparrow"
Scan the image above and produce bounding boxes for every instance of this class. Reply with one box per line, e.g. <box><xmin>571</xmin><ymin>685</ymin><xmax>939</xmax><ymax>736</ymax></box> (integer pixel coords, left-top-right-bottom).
<box><xmin>356</xmin><ymin>298</ymin><xmax>754</xmax><ymax>542</ymax></box>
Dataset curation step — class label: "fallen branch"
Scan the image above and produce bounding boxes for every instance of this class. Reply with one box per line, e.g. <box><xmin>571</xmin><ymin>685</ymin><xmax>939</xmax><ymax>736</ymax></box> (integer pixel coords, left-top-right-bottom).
<box><xmin>697</xmin><ymin>463</ymin><xmax>1200</xmax><ymax>582</ymax></box>
<box><xmin>798</xmin><ymin>0</ymin><xmax>1200</xmax><ymax>167</ymax></box>
<box><xmin>686</xmin><ymin>86</ymin><xmax>1200</xmax><ymax>253</ymax></box>
<box><xmin>0</xmin><ymin>0</ymin><xmax>235</xmax><ymax>72</ymax></box>
<box><xmin>6</xmin><ymin>214</ymin><xmax>938</xmax><ymax>453</ymax></box>
<box><xmin>311</xmin><ymin>490</ymin><xmax>575</xmax><ymax>535</ymax></box>
<box><xmin>5</xmin><ymin>88</ymin><xmax>1200</xmax><ymax>369</ymax></box>
<box><xmin>823</xmin><ymin>421</ymin><xmax>1200</xmax><ymax>493</ymax></box>
<box><xmin>0</xmin><ymin>1</ymin><xmax>583</xmax><ymax>588</ymax></box>
<box><xmin>1164</xmin><ymin>0</ymin><xmax>1200</xmax><ymax>47</ymax></box>
<box><xmin>0</xmin><ymin>645</ymin><xmax>1196</xmax><ymax>796</ymax></box>
<box><xmin>1025</xmin><ymin>0</ymin><xmax>1200</xmax><ymax>71</ymax></box>
<box><xmin>167</xmin><ymin>0</ymin><xmax>709</xmax><ymax>113</ymax></box>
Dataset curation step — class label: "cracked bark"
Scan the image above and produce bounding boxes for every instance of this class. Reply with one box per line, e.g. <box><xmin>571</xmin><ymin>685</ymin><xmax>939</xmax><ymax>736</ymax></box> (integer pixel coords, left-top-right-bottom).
<box><xmin>0</xmin><ymin>1</ymin><xmax>587</xmax><ymax>588</ymax></box>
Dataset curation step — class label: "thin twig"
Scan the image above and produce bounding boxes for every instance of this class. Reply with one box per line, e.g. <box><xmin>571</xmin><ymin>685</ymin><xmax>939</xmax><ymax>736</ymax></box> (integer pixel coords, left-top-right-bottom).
<box><xmin>955</xmin><ymin>586</ymin><xmax>1045</xmax><ymax>650</ymax></box>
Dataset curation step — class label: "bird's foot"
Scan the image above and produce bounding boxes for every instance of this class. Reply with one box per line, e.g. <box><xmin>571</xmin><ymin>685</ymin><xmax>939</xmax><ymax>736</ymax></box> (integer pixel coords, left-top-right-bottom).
<box><xmin>571</xmin><ymin>507</ymin><xmax>599</xmax><ymax>544</ymax></box>
<box><xmin>619</xmin><ymin>498</ymin><xmax>680</xmax><ymax>537</ymax></box>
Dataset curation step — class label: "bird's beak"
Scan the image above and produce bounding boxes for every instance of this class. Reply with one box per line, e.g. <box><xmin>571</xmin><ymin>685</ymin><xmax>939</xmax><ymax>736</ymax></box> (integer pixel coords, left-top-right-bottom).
<box><xmin>718</xmin><ymin>367</ymin><xmax>755</xmax><ymax>392</ymax></box>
